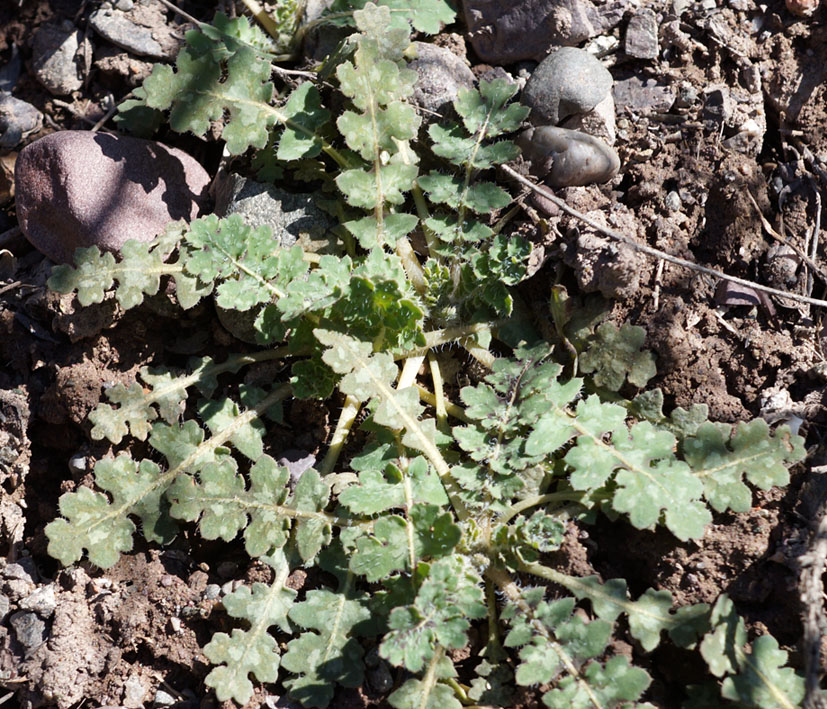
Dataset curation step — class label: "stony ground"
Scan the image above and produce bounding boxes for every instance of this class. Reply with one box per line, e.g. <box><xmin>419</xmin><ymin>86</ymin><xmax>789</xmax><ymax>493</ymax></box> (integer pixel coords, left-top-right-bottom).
<box><xmin>1</xmin><ymin>0</ymin><xmax>827</xmax><ymax>707</ymax></box>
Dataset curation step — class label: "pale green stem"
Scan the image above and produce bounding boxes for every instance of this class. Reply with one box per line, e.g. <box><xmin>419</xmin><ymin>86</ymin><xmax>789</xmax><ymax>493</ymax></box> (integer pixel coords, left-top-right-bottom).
<box><xmin>427</xmin><ymin>352</ymin><xmax>449</xmax><ymax>434</ymax></box>
<box><xmin>318</xmin><ymin>394</ymin><xmax>361</xmax><ymax>475</ymax></box>
<box><xmin>498</xmin><ymin>491</ymin><xmax>586</xmax><ymax>526</ymax></box>
<box><xmin>418</xmin><ymin>646</ymin><xmax>447</xmax><ymax>709</ymax></box>
<box><xmin>416</xmin><ymin>384</ymin><xmax>468</xmax><ymax>423</ymax></box>
<box><xmin>485</xmin><ymin>564</ymin><xmax>604</xmax><ymax>709</ymax></box>
<box><xmin>398</xmin><ymin>355</ymin><xmax>424</xmax><ymax>390</ymax></box>
<box><xmin>239</xmin><ymin>0</ymin><xmax>281</xmax><ymax>40</ymax></box>
<box><xmin>462</xmin><ymin>333</ymin><xmax>496</xmax><ymax>370</ymax></box>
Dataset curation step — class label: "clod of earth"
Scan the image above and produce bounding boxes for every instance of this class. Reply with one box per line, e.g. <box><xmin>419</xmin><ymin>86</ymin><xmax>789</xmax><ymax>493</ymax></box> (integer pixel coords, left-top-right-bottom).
<box><xmin>517</xmin><ymin>124</ymin><xmax>620</xmax><ymax>187</ymax></box>
<box><xmin>14</xmin><ymin>130</ymin><xmax>210</xmax><ymax>264</ymax></box>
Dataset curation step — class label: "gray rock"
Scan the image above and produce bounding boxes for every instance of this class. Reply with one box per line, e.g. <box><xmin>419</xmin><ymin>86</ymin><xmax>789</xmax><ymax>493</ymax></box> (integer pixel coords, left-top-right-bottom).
<box><xmin>31</xmin><ymin>22</ymin><xmax>90</xmax><ymax>96</ymax></box>
<box><xmin>517</xmin><ymin>125</ymin><xmax>620</xmax><ymax>187</ymax></box>
<box><xmin>625</xmin><ymin>8</ymin><xmax>659</xmax><ymax>60</ymax></box>
<box><xmin>90</xmin><ymin>8</ymin><xmax>165</xmax><ymax>59</ymax></box>
<box><xmin>123</xmin><ymin>674</ymin><xmax>149</xmax><ymax>708</ymax></box>
<box><xmin>0</xmin><ymin>94</ymin><xmax>42</xmax><ymax>149</ymax></box>
<box><xmin>3</xmin><ymin>560</ymin><xmax>37</xmax><ymax>584</ymax></box>
<box><xmin>203</xmin><ymin>584</ymin><xmax>221</xmax><ymax>600</ymax></box>
<box><xmin>15</xmin><ymin>131</ymin><xmax>210</xmax><ymax>265</ymax></box>
<box><xmin>522</xmin><ymin>47</ymin><xmax>613</xmax><ymax>126</ymax></box>
<box><xmin>613</xmin><ymin>77</ymin><xmax>676</xmax><ymax>114</ymax></box>
<box><xmin>409</xmin><ymin>42</ymin><xmax>475</xmax><ymax>115</ymax></box>
<box><xmin>153</xmin><ymin>689</ymin><xmax>176</xmax><ymax>707</ymax></box>
<box><xmin>0</xmin><ymin>592</ymin><xmax>9</xmax><ymax>621</ymax></box>
<box><xmin>561</xmin><ymin>93</ymin><xmax>616</xmax><ymax>145</ymax></box>
<box><xmin>9</xmin><ymin>610</ymin><xmax>48</xmax><ymax>656</ymax></box>
<box><xmin>90</xmin><ymin>1</ymin><xmax>182</xmax><ymax>61</ymax></box>
<box><xmin>19</xmin><ymin>585</ymin><xmax>57</xmax><ymax>617</ymax></box>
<box><xmin>213</xmin><ymin>174</ymin><xmax>336</xmax><ymax>252</ymax></box>
<box><xmin>463</xmin><ymin>0</ymin><xmax>627</xmax><ymax>64</ymax></box>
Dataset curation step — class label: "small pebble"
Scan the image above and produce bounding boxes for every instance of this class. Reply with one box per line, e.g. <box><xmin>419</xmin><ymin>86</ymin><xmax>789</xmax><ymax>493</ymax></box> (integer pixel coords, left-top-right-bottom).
<box><xmin>522</xmin><ymin>47</ymin><xmax>613</xmax><ymax>126</ymax></box>
<box><xmin>153</xmin><ymin>689</ymin><xmax>176</xmax><ymax>707</ymax></box>
<box><xmin>31</xmin><ymin>22</ymin><xmax>90</xmax><ymax>96</ymax></box>
<box><xmin>409</xmin><ymin>42</ymin><xmax>475</xmax><ymax>115</ymax></box>
<box><xmin>665</xmin><ymin>191</ymin><xmax>682</xmax><ymax>212</ymax></box>
<box><xmin>68</xmin><ymin>454</ymin><xmax>87</xmax><ymax>472</ymax></box>
<box><xmin>19</xmin><ymin>585</ymin><xmax>57</xmax><ymax>617</ymax></box>
<box><xmin>15</xmin><ymin>131</ymin><xmax>210</xmax><ymax>264</ymax></box>
<box><xmin>203</xmin><ymin>584</ymin><xmax>221</xmax><ymax>600</ymax></box>
<box><xmin>3</xmin><ymin>560</ymin><xmax>37</xmax><ymax>584</ymax></box>
<box><xmin>625</xmin><ymin>8</ymin><xmax>660</xmax><ymax>60</ymax></box>
<box><xmin>122</xmin><ymin>674</ymin><xmax>148</xmax><ymax>708</ymax></box>
<box><xmin>9</xmin><ymin>610</ymin><xmax>48</xmax><ymax>656</ymax></box>
<box><xmin>0</xmin><ymin>94</ymin><xmax>42</xmax><ymax>149</ymax></box>
<box><xmin>518</xmin><ymin>125</ymin><xmax>620</xmax><ymax>187</ymax></box>
<box><xmin>613</xmin><ymin>77</ymin><xmax>676</xmax><ymax>114</ymax></box>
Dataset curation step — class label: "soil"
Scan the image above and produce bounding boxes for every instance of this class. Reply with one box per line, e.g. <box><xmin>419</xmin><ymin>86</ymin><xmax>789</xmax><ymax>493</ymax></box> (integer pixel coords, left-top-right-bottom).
<box><xmin>2</xmin><ymin>0</ymin><xmax>827</xmax><ymax>707</ymax></box>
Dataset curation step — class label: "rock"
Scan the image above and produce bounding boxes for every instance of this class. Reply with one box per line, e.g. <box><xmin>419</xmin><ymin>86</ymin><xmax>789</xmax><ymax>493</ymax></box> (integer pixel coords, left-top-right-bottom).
<box><xmin>0</xmin><ymin>94</ymin><xmax>42</xmax><ymax>149</ymax></box>
<box><xmin>122</xmin><ymin>673</ymin><xmax>149</xmax><ymax>708</ymax></box>
<box><xmin>409</xmin><ymin>42</ymin><xmax>475</xmax><ymax>115</ymax></box>
<box><xmin>9</xmin><ymin>610</ymin><xmax>48</xmax><ymax>657</ymax></box>
<box><xmin>3</xmin><ymin>560</ymin><xmax>37</xmax><ymax>584</ymax></box>
<box><xmin>522</xmin><ymin>47</ymin><xmax>613</xmax><ymax>126</ymax></box>
<box><xmin>213</xmin><ymin>174</ymin><xmax>336</xmax><ymax>252</ymax></box>
<box><xmin>153</xmin><ymin>689</ymin><xmax>176</xmax><ymax>706</ymax></box>
<box><xmin>90</xmin><ymin>0</ymin><xmax>183</xmax><ymax>60</ymax></box>
<box><xmin>625</xmin><ymin>8</ymin><xmax>659</xmax><ymax>60</ymax></box>
<box><xmin>203</xmin><ymin>584</ymin><xmax>221</xmax><ymax>600</ymax></box>
<box><xmin>0</xmin><ymin>592</ymin><xmax>9</xmax><ymax>621</ymax></box>
<box><xmin>463</xmin><ymin>0</ymin><xmax>627</xmax><ymax>64</ymax></box>
<box><xmin>19</xmin><ymin>585</ymin><xmax>57</xmax><ymax>617</ymax></box>
<box><xmin>561</xmin><ymin>93</ymin><xmax>616</xmax><ymax>144</ymax></box>
<box><xmin>31</xmin><ymin>22</ymin><xmax>90</xmax><ymax>96</ymax></box>
<box><xmin>613</xmin><ymin>77</ymin><xmax>676</xmax><ymax>114</ymax></box>
<box><xmin>15</xmin><ymin>131</ymin><xmax>210</xmax><ymax>265</ymax></box>
<box><xmin>517</xmin><ymin>125</ymin><xmax>620</xmax><ymax>187</ymax></box>
<box><xmin>277</xmin><ymin>449</ymin><xmax>316</xmax><ymax>487</ymax></box>
<box><xmin>0</xmin><ymin>387</ymin><xmax>30</xmax><ymax>486</ymax></box>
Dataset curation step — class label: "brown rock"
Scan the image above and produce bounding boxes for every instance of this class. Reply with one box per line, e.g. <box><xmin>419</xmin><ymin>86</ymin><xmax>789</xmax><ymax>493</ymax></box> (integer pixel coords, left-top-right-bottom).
<box><xmin>15</xmin><ymin>131</ymin><xmax>210</xmax><ymax>264</ymax></box>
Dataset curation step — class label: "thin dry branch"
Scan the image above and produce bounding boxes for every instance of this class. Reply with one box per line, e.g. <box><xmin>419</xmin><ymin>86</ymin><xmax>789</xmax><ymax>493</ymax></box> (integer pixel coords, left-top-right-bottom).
<box><xmin>502</xmin><ymin>164</ymin><xmax>827</xmax><ymax>310</ymax></box>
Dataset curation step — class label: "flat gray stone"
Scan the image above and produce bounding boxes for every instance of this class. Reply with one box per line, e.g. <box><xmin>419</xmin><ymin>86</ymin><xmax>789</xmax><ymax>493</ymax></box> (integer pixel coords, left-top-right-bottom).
<box><xmin>613</xmin><ymin>77</ymin><xmax>676</xmax><ymax>114</ymax></box>
<box><xmin>90</xmin><ymin>0</ymin><xmax>182</xmax><ymax>60</ymax></box>
<box><xmin>10</xmin><ymin>610</ymin><xmax>48</xmax><ymax>657</ymax></box>
<box><xmin>522</xmin><ymin>47</ymin><xmax>613</xmax><ymax>125</ymax></box>
<box><xmin>213</xmin><ymin>174</ymin><xmax>335</xmax><ymax>252</ymax></box>
<box><xmin>625</xmin><ymin>8</ymin><xmax>659</xmax><ymax>60</ymax></box>
<box><xmin>31</xmin><ymin>21</ymin><xmax>90</xmax><ymax>96</ymax></box>
<box><xmin>15</xmin><ymin>131</ymin><xmax>210</xmax><ymax>265</ymax></box>
<box><xmin>409</xmin><ymin>42</ymin><xmax>475</xmax><ymax>115</ymax></box>
<box><xmin>463</xmin><ymin>0</ymin><xmax>627</xmax><ymax>63</ymax></box>
<box><xmin>19</xmin><ymin>585</ymin><xmax>57</xmax><ymax>617</ymax></box>
<box><xmin>0</xmin><ymin>94</ymin><xmax>42</xmax><ymax>149</ymax></box>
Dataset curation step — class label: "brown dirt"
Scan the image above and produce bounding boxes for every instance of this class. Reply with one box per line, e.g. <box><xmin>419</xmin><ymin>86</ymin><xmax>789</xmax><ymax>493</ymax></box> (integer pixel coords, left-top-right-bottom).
<box><xmin>2</xmin><ymin>0</ymin><xmax>827</xmax><ymax>707</ymax></box>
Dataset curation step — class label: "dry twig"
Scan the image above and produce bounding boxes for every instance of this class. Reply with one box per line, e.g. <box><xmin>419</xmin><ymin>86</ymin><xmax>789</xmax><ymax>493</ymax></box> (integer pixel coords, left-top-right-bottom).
<box><xmin>502</xmin><ymin>164</ymin><xmax>827</xmax><ymax>310</ymax></box>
